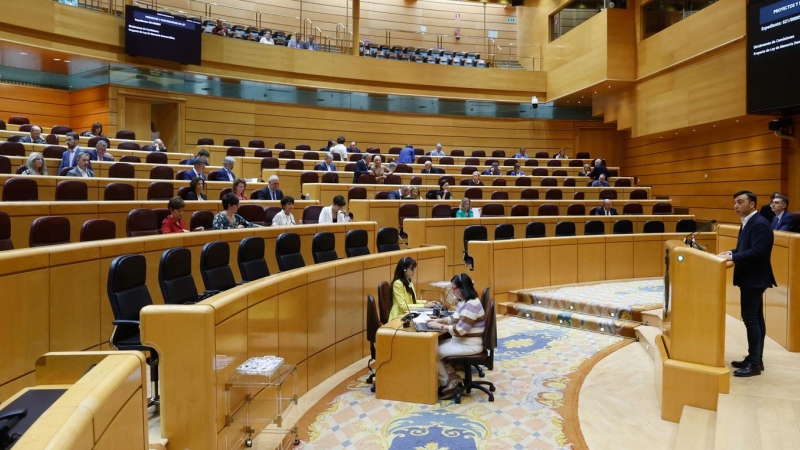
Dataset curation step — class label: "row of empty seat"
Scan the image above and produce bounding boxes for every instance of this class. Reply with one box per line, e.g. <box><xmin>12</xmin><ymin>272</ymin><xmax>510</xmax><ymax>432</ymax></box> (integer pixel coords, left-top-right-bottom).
<box><xmin>359</xmin><ymin>44</ymin><xmax>487</xmax><ymax>67</ymax></box>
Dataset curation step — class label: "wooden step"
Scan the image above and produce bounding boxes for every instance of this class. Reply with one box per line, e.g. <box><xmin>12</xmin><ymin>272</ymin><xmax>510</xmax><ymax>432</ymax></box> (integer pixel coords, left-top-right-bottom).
<box><xmin>673</xmin><ymin>405</ymin><xmax>715</xmax><ymax>450</ymax></box>
<box><xmin>641</xmin><ymin>308</ymin><xmax>663</xmax><ymax>329</ymax></box>
<box><xmin>714</xmin><ymin>393</ymin><xmax>800</xmax><ymax>449</ymax></box>
<box><xmin>507</xmin><ymin>303</ymin><xmax>640</xmax><ymax>338</ymax></box>
<box><xmin>634</xmin><ymin>325</ymin><xmax>660</xmax><ymax>360</ymax></box>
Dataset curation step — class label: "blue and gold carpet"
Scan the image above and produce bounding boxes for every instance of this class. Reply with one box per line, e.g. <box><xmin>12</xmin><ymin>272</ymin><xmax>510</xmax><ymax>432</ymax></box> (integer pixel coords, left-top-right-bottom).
<box><xmin>296</xmin><ymin>316</ymin><xmax>629</xmax><ymax>449</ymax></box>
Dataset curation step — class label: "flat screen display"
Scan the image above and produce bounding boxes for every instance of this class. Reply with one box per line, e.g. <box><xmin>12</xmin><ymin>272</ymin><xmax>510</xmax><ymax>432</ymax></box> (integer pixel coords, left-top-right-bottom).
<box><xmin>747</xmin><ymin>0</ymin><xmax>800</xmax><ymax>115</ymax></box>
<box><xmin>125</xmin><ymin>5</ymin><xmax>202</xmax><ymax>65</ymax></box>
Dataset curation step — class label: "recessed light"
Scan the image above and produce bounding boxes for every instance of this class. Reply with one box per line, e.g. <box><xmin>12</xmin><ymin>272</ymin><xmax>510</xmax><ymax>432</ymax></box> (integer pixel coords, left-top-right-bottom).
<box><xmin>735</xmin><ymin>119</ymin><xmax>739</xmax><ymax>122</ymax></box>
<box><xmin>675</xmin><ymin>132</ymin><xmax>678</xmax><ymax>135</ymax></box>
<box><xmin>64</xmin><ymin>60</ymin><xmax>70</xmax><ymax>63</ymax></box>
<box><xmin>53</xmin><ymin>58</ymin><xmax>61</xmax><ymax>61</ymax></box>
<box><xmin>577</xmin><ymin>101</ymin><xmax>581</xmax><ymax>104</ymax></box>
<box><xmin>713</xmin><ymin>125</ymin><xmax>716</xmax><ymax>127</ymax></box>
<box><xmin>659</xmin><ymin>136</ymin><xmax>662</xmax><ymax>139</ymax></box>
<box><xmin>608</xmin><ymin>86</ymin><xmax>611</xmax><ymax>88</ymax></box>
<box><xmin>594</xmin><ymin>91</ymin><xmax>597</xmax><ymax>93</ymax></box>
<box><xmin>581</xmin><ymin>96</ymin><xmax>584</xmax><ymax>99</ymax></box>
<box><xmin>693</xmin><ymin>129</ymin><xmax>696</xmax><ymax>132</ymax></box>
<box><xmin>20</xmin><ymin>52</ymin><xmax>27</xmax><ymax>56</ymax></box>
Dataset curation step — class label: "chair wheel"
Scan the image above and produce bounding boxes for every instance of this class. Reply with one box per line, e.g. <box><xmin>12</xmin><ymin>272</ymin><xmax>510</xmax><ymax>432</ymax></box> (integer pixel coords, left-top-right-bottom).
<box><xmin>488</xmin><ymin>394</ymin><xmax>494</xmax><ymax>402</ymax></box>
<box><xmin>455</xmin><ymin>397</ymin><xmax>462</xmax><ymax>404</ymax></box>
<box><xmin>370</xmin><ymin>385</ymin><xmax>375</xmax><ymax>393</ymax></box>
<box><xmin>489</xmin><ymin>385</ymin><xmax>496</xmax><ymax>392</ymax></box>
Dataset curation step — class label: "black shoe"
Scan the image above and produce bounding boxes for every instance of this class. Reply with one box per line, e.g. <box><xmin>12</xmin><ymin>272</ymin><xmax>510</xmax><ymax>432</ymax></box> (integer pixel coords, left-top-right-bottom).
<box><xmin>733</xmin><ymin>362</ymin><xmax>762</xmax><ymax>377</ymax></box>
<box><xmin>731</xmin><ymin>357</ymin><xmax>764</xmax><ymax>371</ymax></box>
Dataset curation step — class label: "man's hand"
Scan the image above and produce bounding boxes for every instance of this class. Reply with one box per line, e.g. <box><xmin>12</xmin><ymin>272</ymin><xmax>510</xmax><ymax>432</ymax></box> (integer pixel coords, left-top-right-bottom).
<box><xmin>717</xmin><ymin>251</ymin><xmax>733</xmax><ymax>261</ymax></box>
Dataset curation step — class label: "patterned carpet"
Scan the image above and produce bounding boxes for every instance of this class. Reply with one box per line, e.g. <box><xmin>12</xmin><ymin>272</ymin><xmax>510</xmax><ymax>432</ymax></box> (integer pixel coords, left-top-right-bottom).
<box><xmin>296</xmin><ymin>316</ymin><xmax>628</xmax><ymax>450</ymax></box>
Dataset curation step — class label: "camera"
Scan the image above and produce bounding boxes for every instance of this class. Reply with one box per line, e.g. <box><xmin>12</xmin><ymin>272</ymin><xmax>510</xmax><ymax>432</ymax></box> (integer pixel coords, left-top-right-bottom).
<box><xmin>531</xmin><ymin>95</ymin><xmax>539</xmax><ymax>110</ymax></box>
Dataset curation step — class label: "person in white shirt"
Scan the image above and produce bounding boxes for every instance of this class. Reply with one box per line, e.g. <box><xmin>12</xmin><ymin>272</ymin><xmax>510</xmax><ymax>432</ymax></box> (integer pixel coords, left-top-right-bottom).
<box><xmin>330</xmin><ymin>136</ymin><xmax>348</xmax><ymax>161</ymax></box>
<box><xmin>288</xmin><ymin>33</ymin><xmax>303</xmax><ymax>48</ymax></box>
<box><xmin>272</xmin><ymin>196</ymin><xmax>297</xmax><ymax>226</ymax></box>
<box><xmin>555</xmin><ymin>148</ymin><xmax>569</xmax><ymax>159</ymax></box>
<box><xmin>429</xmin><ymin>143</ymin><xmax>445</xmax><ymax>157</ymax></box>
<box><xmin>259</xmin><ymin>33</ymin><xmax>274</xmax><ymax>45</ymax></box>
<box><xmin>66</xmin><ymin>152</ymin><xmax>95</xmax><ymax>177</ymax></box>
<box><xmin>318</xmin><ymin>195</ymin><xmax>352</xmax><ymax>224</ymax></box>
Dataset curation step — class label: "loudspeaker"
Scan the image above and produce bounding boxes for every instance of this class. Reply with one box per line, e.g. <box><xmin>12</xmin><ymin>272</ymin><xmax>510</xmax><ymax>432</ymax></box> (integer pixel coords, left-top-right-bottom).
<box><xmin>511</xmin><ymin>0</ymin><xmax>524</xmax><ymax>6</ymax></box>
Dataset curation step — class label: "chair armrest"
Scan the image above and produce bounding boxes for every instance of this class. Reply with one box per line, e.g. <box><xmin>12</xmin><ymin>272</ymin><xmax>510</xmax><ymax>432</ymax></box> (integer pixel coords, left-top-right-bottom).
<box><xmin>198</xmin><ymin>290</ymin><xmax>221</xmax><ymax>302</ymax></box>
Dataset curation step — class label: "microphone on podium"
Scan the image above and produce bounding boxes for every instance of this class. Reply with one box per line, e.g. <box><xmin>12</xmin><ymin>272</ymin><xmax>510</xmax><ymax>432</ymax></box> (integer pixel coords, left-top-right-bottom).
<box><xmin>684</xmin><ymin>219</ymin><xmax>717</xmax><ymax>251</ymax></box>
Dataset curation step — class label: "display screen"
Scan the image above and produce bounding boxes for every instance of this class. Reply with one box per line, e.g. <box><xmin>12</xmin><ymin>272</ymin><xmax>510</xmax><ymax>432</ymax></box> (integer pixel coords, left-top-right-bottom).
<box><xmin>124</xmin><ymin>5</ymin><xmax>202</xmax><ymax>65</ymax></box>
<box><xmin>747</xmin><ymin>0</ymin><xmax>800</xmax><ymax>115</ymax></box>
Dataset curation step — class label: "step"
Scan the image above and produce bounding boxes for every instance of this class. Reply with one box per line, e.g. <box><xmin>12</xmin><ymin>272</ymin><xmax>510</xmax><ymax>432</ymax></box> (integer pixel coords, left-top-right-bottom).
<box><xmin>673</xmin><ymin>405</ymin><xmax>715</xmax><ymax>450</ymax></box>
<box><xmin>506</xmin><ymin>303</ymin><xmax>640</xmax><ymax>338</ymax></box>
<box><xmin>715</xmin><ymin>393</ymin><xmax>800</xmax><ymax>450</ymax></box>
<box><xmin>642</xmin><ymin>308</ymin><xmax>663</xmax><ymax>329</ymax></box>
<box><xmin>516</xmin><ymin>287</ymin><xmax>656</xmax><ymax>323</ymax></box>
<box><xmin>634</xmin><ymin>324</ymin><xmax>660</xmax><ymax>360</ymax></box>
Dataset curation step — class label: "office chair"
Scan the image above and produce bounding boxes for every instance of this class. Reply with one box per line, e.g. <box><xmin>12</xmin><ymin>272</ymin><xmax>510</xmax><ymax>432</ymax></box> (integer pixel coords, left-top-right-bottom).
<box><xmin>238</xmin><ymin>237</ymin><xmax>270</xmax><ymax>282</ymax></box>
<box><xmin>441</xmin><ymin>299</ymin><xmax>497</xmax><ymax>404</ymax></box>
<box><xmin>200</xmin><ymin>241</ymin><xmax>240</xmax><ymax>292</ymax></box>
<box><xmin>463</xmin><ymin>225</ymin><xmax>487</xmax><ymax>271</ymax></box>
<box><xmin>159</xmin><ymin>248</ymin><xmax>219</xmax><ymax>304</ymax></box>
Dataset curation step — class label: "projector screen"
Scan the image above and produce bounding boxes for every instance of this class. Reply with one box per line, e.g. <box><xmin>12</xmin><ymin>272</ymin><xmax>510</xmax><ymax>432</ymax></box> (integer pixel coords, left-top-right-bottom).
<box><xmin>747</xmin><ymin>0</ymin><xmax>800</xmax><ymax>115</ymax></box>
<box><xmin>124</xmin><ymin>5</ymin><xmax>202</xmax><ymax>66</ymax></box>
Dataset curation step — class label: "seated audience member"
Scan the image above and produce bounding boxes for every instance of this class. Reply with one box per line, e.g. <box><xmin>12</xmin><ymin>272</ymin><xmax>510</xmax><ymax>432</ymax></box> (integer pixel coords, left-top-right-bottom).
<box><xmin>482</xmin><ymin>162</ymin><xmax>501</xmax><ymax>176</ymax></box>
<box><xmin>22</xmin><ymin>152</ymin><xmax>48</xmax><ymax>175</ymax></box>
<box><xmin>513</xmin><ymin>147</ymin><xmax>528</xmax><ymax>159</ymax></box>
<box><xmin>146</xmin><ymin>139</ymin><xmax>167</xmax><ymax>152</ymax></box>
<box><xmin>429</xmin><ymin>143</ymin><xmax>445</xmax><ymax>157</ymax></box>
<box><xmin>322</xmin><ymin>140</ymin><xmax>334</xmax><ymax>152</ymax></box>
<box><xmin>588</xmin><ymin>158</ymin><xmax>609</xmax><ymax>180</ymax></box>
<box><xmin>555</xmin><ymin>148</ymin><xmax>569</xmax><ymax>159</ymax></box>
<box><xmin>409</xmin><ymin>185</ymin><xmax>422</xmax><ymax>200</ymax></box>
<box><xmin>217</xmin><ymin>156</ymin><xmax>237</xmax><ymax>182</ymax></box>
<box><xmin>436</xmin><ymin>180</ymin><xmax>452</xmax><ymax>200</ymax></box>
<box><xmin>288</xmin><ymin>32</ymin><xmax>303</xmax><ymax>48</ymax></box>
<box><xmin>272</xmin><ymin>196</ymin><xmax>297</xmax><ymax>226</ymax></box>
<box><xmin>398</xmin><ymin>144</ymin><xmax>416</xmax><ymax>164</ymax></box>
<box><xmin>59</xmin><ymin>132</ymin><xmax>84</xmax><ymax>173</ymax></box>
<box><xmin>186</xmin><ymin>177</ymin><xmax>207</xmax><ymax>201</ymax></box>
<box><xmin>88</xmin><ymin>140</ymin><xmax>114</xmax><ymax>161</ymax></box>
<box><xmin>162</xmin><ymin>197</ymin><xmax>203</xmax><ymax>233</ymax></box>
<box><xmin>593</xmin><ymin>199</ymin><xmax>618</xmax><ymax>216</ymax></box>
<box><xmin>183</xmin><ymin>158</ymin><xmax>208</xmax><ymax>181</ymax></box>
<box><xmin>305</xmin><ymin>34</ymin><xmax>318</xmax><ymax>51</ymax></box>
<box><xmin>66</xmin><ymin>152</ymin><xmax>94</xmax><ymax>177</ymax></box>
<box><xmin>469</xmin><ymin>171</ymin><xmax>484</xmax><ymax>186</ymax></box>
<box><xmin>254</xmin><ymin>175</ymin><xmax>284</xmax><ymax>200</ymax></box>
<box><xmin>212</xmin><ymin>19</ymin><xmax>230</xmax><ymax>37</ymax></box>
<box><xmin>319</xmin><ymin>195</ymin><xmax>352</xmax><ymax>223</ymax></box>
<box><xmin>388</xmin><ymin>257</ymin><xmax>440</xmax><ymax>321</ymax></box>
<box><xmin>81</xmin><ymin>122</ymin><xmax>106</xmax><ymax>138</ymax></box>
<box><xmin>330</xmin><ymin>136</ymin><xmax>348</xmax><ymax>161</ymax></box>
<box><xmin>456</xmin><ymin>197</ymin><xmax>474</xmax><ymax>218</ymax></box>
<box><xmin>20</xmin><ymin>125</ymin><xmax>46</xmax><ymax>144</ymax></box>
<box><xmin>213</xmin><ymin>194</ymin><xmax>259</xmax><ymax>229</ymax></box>
<box><xmin>760</xmin><ymin>191</ymin><xmax>780</xmax><ymax>223</ymax></box>
<box><xmin>348</xmin><ymin>141</ymin><xmax>361</xmax><ymax>153</ymax></box>
<box><xmin>425</xmin><ymin>273</ymin><xmax>486</xmax><ymax>399</ymax></box>
<box><xmin>421</xmin><ymin>161</ymin><xmax>435</xmax><ymax>174</ymax></box>
<box><xmin>259</xmin><ymin>33</ymin><xmax>274</xmax><ymax>44</ymax></box>
<box><xmin>371</xmin><ymin>155</ymin><xmax>388</xmax><ymax>183</ymax></box>
<box><xmin>316</xmin><ymin>153</ymin><xmax>336</xmax><ymax>171</ymax></box>
<box><xmin>579</xmin><ymin>163</ymin><xmax>592</xmax><ymax>177</ymax></box>
<box><xmin>770</xmin><ymin>194</ymin><xmax>796</xmax><ymax>231</ymax></box>
<box><xmin>386</xmin><ymin>162</ymin><xmax>398</xmax><ymax>174</ymax></box>
<box><xmin>388</xmin><ymin>185</ymin><xmax>411</xmax><ymax>200</ymax></box>
<box><xmin>233</xmin><ymin>178</ymin><xmax>248</xmax><ymax>200</ymax></box>
<box><xmin>507</xmin><ymin>163</ymin><xmax>524</xmax><ymax>176</ymax></box>
<box><xmin>191</xmin><ymin>149</ymin><xmax>210</xmax><ymax>163</ymax></box>
<box><xmin>591</xmin><ymin>174</ymin><xmax>610</xmax><ymax>187</ymax></box>
<box><xmin>353</xmin><ymin>152</ymin><xmax>373</xmax><ymax>183</ymax></box>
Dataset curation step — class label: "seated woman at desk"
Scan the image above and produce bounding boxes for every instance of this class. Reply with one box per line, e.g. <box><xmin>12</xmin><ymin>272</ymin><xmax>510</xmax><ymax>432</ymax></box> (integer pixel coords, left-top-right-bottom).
<box><xmin>388</xmin><ymin>257</ymin><xmax>439</xmax><ymax>321</ymax></box>
<box><xmin>426</xmin><ymin>273</ymin><xmax>486</xmax><ymax>399</ymax></box>
<box><xmin>22</xmin><ymin>152</ymin><xmax>48</xmax><ymax>175</ymax></box>
<box><xmin>233</xmin><ymin>178</ymin><xmax>248</xmax><ymax>200</ymax></box>
<box><xmin>186</xmin><ymin>177</ymin><xmax>207</xmax><ymax>201</ymax></box>
<box><xmin>371</xmin><ymin>155</ymin><xmax>388</xmax><ymax>183</ymax></box>
<box><xmin>456</xmin><ymin>197</ymin><xmax>474</xmax><ymax>218</ymax></box>
<box><xmin>436</xmin><ymin>180</ymin><xmax>452</xmax><ymax>200</ymax></box>
<box><xmin>213</xmin><ymin>194</ymin><xmax>259</xmax><ymax>229</ymax></box>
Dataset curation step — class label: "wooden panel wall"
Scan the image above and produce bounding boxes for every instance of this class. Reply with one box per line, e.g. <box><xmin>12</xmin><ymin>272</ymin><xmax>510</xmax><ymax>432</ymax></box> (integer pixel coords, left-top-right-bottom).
<box><xmin>622</xmin><ymin>116</ymin><xmax>784</xmax><ymax>223</ymax></box>
<box><xmin>0</xmin><ymin>84</ymin><xmax>112</xmax><ymax>135</ymax></box>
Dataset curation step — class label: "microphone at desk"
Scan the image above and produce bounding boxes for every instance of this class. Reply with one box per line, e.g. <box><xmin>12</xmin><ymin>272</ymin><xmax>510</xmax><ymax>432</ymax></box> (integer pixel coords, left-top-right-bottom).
<box><xmin>684</xmin><ymin>219</ymin><xmax>716</xmax><ymax>251</ymax></box>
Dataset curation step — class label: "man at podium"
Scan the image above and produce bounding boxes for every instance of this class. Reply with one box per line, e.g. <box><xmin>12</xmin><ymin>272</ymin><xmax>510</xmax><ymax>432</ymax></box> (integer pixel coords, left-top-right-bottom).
<box><xmin>718</xmin><ymin>190</ymin><xmax>776</xmax><ymax>377</ymax></box>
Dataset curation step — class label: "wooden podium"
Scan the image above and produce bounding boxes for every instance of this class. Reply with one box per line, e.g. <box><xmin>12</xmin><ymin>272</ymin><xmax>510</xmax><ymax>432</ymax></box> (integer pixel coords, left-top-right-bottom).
<box><xmin>655</xmin><ymin>240</ymin><xmax>731</xmax><ymax>422</ymax></box>
<box><xmin>374</xmin><ymin>319</ymin><xmax>439</xmax><ymax>405</ymax></box>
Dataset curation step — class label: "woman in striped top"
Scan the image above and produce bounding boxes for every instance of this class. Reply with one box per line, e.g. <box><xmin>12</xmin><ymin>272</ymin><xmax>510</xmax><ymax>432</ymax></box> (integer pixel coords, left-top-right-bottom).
<box><xmin>426</xmin><ymin>273</ymin><xmax>486</xmax><ymax>398</ymax></box>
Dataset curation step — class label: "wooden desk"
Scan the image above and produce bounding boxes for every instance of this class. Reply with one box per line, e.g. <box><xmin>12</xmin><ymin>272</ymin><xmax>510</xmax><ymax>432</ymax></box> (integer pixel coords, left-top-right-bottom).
<box><xmin>375</xmin><ymin>318</ymin><xmax>439</xmax><ymax>405</ymax></box>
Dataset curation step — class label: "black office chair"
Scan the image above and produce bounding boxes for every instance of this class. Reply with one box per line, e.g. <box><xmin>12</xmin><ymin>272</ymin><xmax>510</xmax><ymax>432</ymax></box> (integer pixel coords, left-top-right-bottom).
<box><xmin>525</xmin><ymin>222</ymin><xmax>546</xmax><ymax>238</ymax></box>
<box><xmin>345</xmin><ymin>229</ymin><xmax>370</xmax><ymax>257</ymax></box>
<box><xmin>158</xmin><ymin>248</ymin><xmax>218</xmax><ymax>305</ymax></box>
<box><xmin>376</xmin><ymin>227</ymin><xmax>401</xmax><ymax>253</ymax></box>
<box><xmin>584</xmin><ymin>220</ymin><xmax>605</xmax><ymax>235</ymax></box>
<box><xmin>676</xmin><ymin>219</ymin><xmax>697</xmax><ymax>233</ymax></box>
<box><xmin>276</xmin><ymin>232</ymin><xmax>305</xmax><ymax>272</ymax></box>
<box><xmin>555</xmin><ymin>221</ymin><xmax>576</xmax><ymax>237</ymax></box>
<box><xmin>463</xmin><ymin>225</ymin><xmax>487</xmax><ymax>270</ymax></box>
<box><xmin>238</xmin><ymin>237</ymin><xmax>270</xmax><ymax>282</ymax></box>
<box><xmin>366</xmin><ymin>294</ymin><xmax>381</xmax><ymax>387</ymax></box>
<box><xmin>106</xmin><ymin>254</ymin><xmax>160</xmax><ymax>410</ymax></box>
<box><xmin>441</xmin><ymin>298</ymin><xmax>497</xmax><ymax>404</ymax></box>
<box><xmin>200</xmin><ymin>241</ymin><xmax>239</xmax><ymax>292</ymax></box>
<box><xmin>312</xmin><ymin>232</ymin><xmax>339</xmax><ymax>263</ymax></box>
<box><xmin>643</xmin><ymin>220</ymin><xmax>665</xmax><ymax>234</ymax></box>
<box><xmin>613</xmin><ymin>219</ymin><xmax>634</xmax><ymax>235</ymax></box>
<box><xmin>494</xmin><ymin>224</ymin><xmax>514</xmax><ymax>240</ymax></box>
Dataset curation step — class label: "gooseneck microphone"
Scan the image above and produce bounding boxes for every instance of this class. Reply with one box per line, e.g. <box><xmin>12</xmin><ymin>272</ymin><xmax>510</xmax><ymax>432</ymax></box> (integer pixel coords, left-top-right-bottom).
<box><xmin>684</xmin><ymin>219</ymin><xmax>717</xmax><ymax>251</ymax></box>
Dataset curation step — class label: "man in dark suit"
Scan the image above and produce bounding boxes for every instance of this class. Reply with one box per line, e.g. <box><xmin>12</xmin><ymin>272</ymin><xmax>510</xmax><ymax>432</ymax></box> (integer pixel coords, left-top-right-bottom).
<box><xmin>352</xmin><ymin>152</ymin><xmax>372</xmax><ymax>183</ymax></box>
<box><xmin>769</xmin><ymin>194</ymin><xmax>796</xmax><ymax>232</ymax></box>
<box><xmin>593</xmin><ymin>199</ymin><xmax>618</xmax><ymax>216</ymax></box>
<box><xmin>182</xmin><ymin>159</ymin><xmax>207</xmax><ymax>181</ymax></box>
<box><xmin>387</xmin><ymin>185</ymin><xmax>410</xmax><ymax>200</ymax></box>
<box><xmin>315</xmin><ymin>153</ymin><xmax>336</xmax><ymax>171</ymax></box>
<box><xmin>59</xmin><ymin>131</ymin><xmax>84</xmax><ymax>173</ymax></box>
<box><xmin>718</xmin><ymin>190</ymin><xmax>776</xmax><ymax>377</ymax></box>
<box><xmin>588</xmin><ymin>158</ymin><xmax>609</xmax><ymax>180</ymax></box>
<box><xmin>254</xmin><ymin>175</ymin><xmax>284</xmax><ymax>201</ymax></box>
<box><xmin>19</xmin><ymin>125</ymin><xmax>46</xmax><ymax>144</ymax></box>
<box><xmin>421</xmin><ymin>161</ymin><xmax>435</xmax><ymax>174</ymax></box>
<box><xmin>590</xmin><ymin>174</ymin><xmax>610</xmax><ymax>187</ymax></box>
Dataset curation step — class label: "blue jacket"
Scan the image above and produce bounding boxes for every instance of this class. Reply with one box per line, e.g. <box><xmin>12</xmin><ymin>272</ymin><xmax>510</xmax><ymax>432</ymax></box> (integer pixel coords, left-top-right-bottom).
<box><xmin>387</xmin><ymin>190</ymin><xmax>405</xmax><ymax>200</ymax></box>
<box><xmin>87</xmin><ymin>149</ymin><xmax>114</xmax><ymax>162</ymax></box>
<box><xmin>316</xmin><ymin>162</ymin><xmax>336</xmax><ymax>171</ymax></box>
<box><xmin>216</xmin><ymin>167</ymin><xmax>236</xmax><ymax>182</ymax></box>
<box><xmin>732</xmin><ymin>213</ymin><xmax>776</xmax><ymax>289</ymax></box>
<box><xmin>183</xmin><ymin>169</ymin><xmax>207</xmax><ymax>181</ymax></box>
<box><xmin>59</xmin><ymin>147</ymin><xmax>91</xmax><ymax>173</ymax></box>
<box><xmin>353</xmin><ymin>159</ymin><xmax>370</xmax><ymax>183</ymax></box>
<box><xmin>771</xmin><ymin>213</ymin><xmax>796</xmax><ymax>232</ymax></box>
<box><xmin>398</xmin><ymin>147</ymin><xmax>415</xmax><ymax>164</ymax></box>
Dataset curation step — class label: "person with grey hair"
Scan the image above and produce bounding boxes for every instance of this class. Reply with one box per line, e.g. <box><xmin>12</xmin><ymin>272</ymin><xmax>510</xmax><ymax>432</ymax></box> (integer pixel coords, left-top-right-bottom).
<box><xmin>254</xmin><ymin>175</ymin><xmax>284</xmax><ymax>200</ymax></box>
<box><xmin>88</xmin><ymin>140</ymin><xmax>114</xmax><ymax>162</ymax></box>
<box><xmin>429</xmin><ymin>143</ymin><xmax>445</xmax><ymax>157</ymax></box>
<box><xmin>388</xmin><ymin>185</ymin><xmax>410</xmax><ymax>200</ymax></box>
<box><xmin>353</xmin><ymin>152</ymin><xmax>372</xmax><ymax>183</ymax></box>
<box><xmin>217</xmin><ymin>156</ymin><xmax>236</xmax><ymax>182</ymax></box>
<box><xmin>22</xmin><ymin>152</ymin><xmax>47</xmax><ymax>175</ymax></box>
<box><xmin>145</xmin><ymin>139</ymin><xmax>167</xmax><ymax>152</ymax></box>
<box><xmin>20</xmin><ymin>125</ymin><xmax>46</xmax><ymax>144</ymax></box>
<box><xmin>315</xmin><ymin>153</ymin><xmax>336</xmax><ymax>171</ymax></box>
<box><xmin>348</xmin><ymin>141</ymin><xmax>361</xmax><ymax>153</ymax></box>
<box><xmin>66</xmin><ymin>152</ymin><xmax>94</xmax><ymax>177</ymax></box>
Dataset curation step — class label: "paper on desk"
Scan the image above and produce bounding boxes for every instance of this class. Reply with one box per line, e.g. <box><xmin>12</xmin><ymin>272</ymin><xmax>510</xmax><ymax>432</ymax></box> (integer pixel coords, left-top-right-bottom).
<box><xmin>413</xmin><ymin>313</ymin><xmax>431</xmax><ymax>323</ymax></box>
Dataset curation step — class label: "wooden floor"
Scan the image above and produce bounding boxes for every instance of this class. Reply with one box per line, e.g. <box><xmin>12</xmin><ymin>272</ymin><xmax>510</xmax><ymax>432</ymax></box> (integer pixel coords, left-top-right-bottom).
<box><xmin>145</xmin><ymin>314</ymin><xmax>800</xmax><ymax>449</ymax></box>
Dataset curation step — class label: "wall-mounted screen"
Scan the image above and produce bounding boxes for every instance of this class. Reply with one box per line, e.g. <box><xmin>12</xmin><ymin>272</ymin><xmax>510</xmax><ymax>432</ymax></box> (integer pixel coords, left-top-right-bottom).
<box><xmin>125</xmin><ymin>5</ymin><xmax>202</xmax><ymax>66</ymax></box>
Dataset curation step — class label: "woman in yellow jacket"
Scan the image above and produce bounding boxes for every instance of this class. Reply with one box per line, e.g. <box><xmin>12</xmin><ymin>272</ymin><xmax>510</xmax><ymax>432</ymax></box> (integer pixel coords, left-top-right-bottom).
<box><xmin>388</xmin><ymin>257</ymin><xmax>438</xmax><ymax>321</ymax></box>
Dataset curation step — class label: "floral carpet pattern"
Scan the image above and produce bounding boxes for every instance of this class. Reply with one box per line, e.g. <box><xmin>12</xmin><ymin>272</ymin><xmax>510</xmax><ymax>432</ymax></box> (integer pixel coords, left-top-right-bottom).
<box><xmin>297</xmin><ymin>316</ymin><xmax>627</xmax><ymax>450</ymax></box>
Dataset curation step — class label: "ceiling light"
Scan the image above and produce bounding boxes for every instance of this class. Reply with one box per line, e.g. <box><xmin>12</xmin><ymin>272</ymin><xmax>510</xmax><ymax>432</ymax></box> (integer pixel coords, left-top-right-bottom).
<box><xmin>20</xmin><ymin>52</ymin><xmax>27</xmax><ymax>56</ymax></box>
<box><xmin>53</xmin><ymin>58</ymin><xmax>61</xmax><ymax>61</ymax></box>
<box><xmin>64</xmin><ymin>60</ymin><xmax>70</xmax><ymax>63</ymax></box>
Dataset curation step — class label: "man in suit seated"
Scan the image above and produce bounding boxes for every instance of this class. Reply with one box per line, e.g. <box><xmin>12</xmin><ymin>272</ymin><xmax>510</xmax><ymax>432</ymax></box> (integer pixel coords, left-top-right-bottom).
<box><xmin>770</xmin><ymin>194</ymin><xmax>796</xmax><ymax>231</ymax></box>
<box><xmin>353</xmin><ymin>152</ymin><xmax>372</xmax><ymax>183</ymax></box>
<box><xmin>59</xmin><ymin>132</ymin><xmax>89</xmax><ymax>173</ymax></box>
<box><xmin>387</xmin><ymin>185</ymin><xmax>411</xmax><ymax>200</ymax></box>
<box><xmin>507</xmin><ymin>163</ymin><xmax>524</xmax><ymax>176</ymax></box>
<box><xmin>429</xmin><ymin>143</ymin><xmax>445</xmax><ymax>157</ymax></box>
<box><xmin>186</xmin><ymin>149</ymin><xmax>210</xmax><ymax>164</ymax></box>
<box><xmin>421</xmin><ymin>161</ymin><xmax>436</xmax><ymax>174</ymax></box>
<box><xmin>482</xmin><ymin>162</ymin><xmax>501</xmax><ymax>176</ymax></box>
<box><xmin>315</xmin><ymin>153</ymin><xmax>336</xmax><ymax>171</ymax></box>
<box><xmin>19</xmin><ymin>125</ymin><xmax>46</xmax><ymax>144</ymax></box>
<box><xmin>513</xmin><ymin>147</ymin><xmax>528</xmax><ymax>159</ymax></box>
<box><xmin>183</xmin><ymin>158</ymin><xmax>207</xmax><ymax>181</ymax></box>
<box><xmin>588</xmin><ymin>158</ymin><xmax>609</xmax><ymax>180</ymax></box>
<box><xmin>216</xmin><ymin>157</ymin><xmax>237</xmax><ymax>182</ymax></box>
<box><xmin>593</xmin><ymin>199</ymin><xmax>618</xmax><ymax>216</ymax></box>
<box><xmin>87</xmin><ymin>140</ymin><xmax>114</xmax><ymax>162</ymax></box>
<box><xmin>348</xmin><ymin>142</ymin><xmax>361</xmax><ymax>153</ymax></box>
<box><xmin>591</xmin><ymin>174</ymin><xmax>610</xmax><ymax>187</ymax></box>
<box><xmin>65</xmin><ymin>152</ymin><xmax>95</xmax><ymax>177</ymax></box>
<box><xmin>254</xmin><ymin>175</ymin><xmax>284</xmax><ymax>201</ymax></box>
<box><xmin>145</xmin><ymin>139</ymin><xmax>167</xmax><ymax>152</ymax></box>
